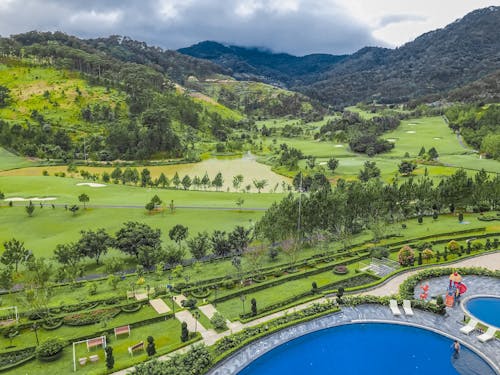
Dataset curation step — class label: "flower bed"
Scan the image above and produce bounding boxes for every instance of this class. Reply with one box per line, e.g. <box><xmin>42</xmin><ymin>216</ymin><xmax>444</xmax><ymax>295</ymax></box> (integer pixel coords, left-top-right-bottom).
<box><xmin>333</xmin><ymin>265</ymin><xmax>349</xmax><ymax>275</ymax></box>
<box><xmin>63</xmin><ymin>308</ymin><xmax>121</xmax><ymax>326</ymax></box>
<box><xmin>0</xmin><ymin>347</ymin><xmax>36</xmax><ymax>371</ymax></box>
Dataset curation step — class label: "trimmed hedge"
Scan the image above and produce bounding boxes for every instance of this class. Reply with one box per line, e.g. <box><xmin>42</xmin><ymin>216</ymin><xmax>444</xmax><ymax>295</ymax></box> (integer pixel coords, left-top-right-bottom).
<box><xmin>0</xmin><ymin>347</ymin><xmax>36</xmax><ymax>371</ymax></box>
<box><xmin>63</xmin><ymin>308</ymin><xmax>121</xmax><ymax>326</ymax></box>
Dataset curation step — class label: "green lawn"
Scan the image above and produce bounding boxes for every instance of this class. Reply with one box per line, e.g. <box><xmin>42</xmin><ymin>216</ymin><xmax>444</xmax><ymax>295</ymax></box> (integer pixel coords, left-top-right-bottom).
<box><xmin>7</xmin><ymin>317</ymin><xmax>185</xmax><ymax>375</ymax></box>
<box><xmin>0</xmin><ymin>147</ymin><xmax>36</xmax><ymax>171</ymax></box>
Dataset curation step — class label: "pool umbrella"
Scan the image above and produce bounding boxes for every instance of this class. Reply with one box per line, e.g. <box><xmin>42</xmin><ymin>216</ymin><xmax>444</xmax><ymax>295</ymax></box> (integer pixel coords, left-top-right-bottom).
<box><xmin>449</xmin><ymin>272</ymin><xmax>462</xmax><ymax>283</ymax></box>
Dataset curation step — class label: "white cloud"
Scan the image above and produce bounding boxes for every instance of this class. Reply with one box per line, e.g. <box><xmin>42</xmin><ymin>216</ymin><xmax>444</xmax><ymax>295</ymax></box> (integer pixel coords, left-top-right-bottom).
<box><xmin>69</xmin><ymin>10</ymin><xmax>122</xmax><ymax>26</ymax></box>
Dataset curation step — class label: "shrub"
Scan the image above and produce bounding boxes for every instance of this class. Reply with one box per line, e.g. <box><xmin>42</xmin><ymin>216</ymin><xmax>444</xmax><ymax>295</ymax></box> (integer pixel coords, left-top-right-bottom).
<box><xmin>180</xmin><ymin>322</ymin><xmax>189</xmax><ymax>342</ymax></box>
<box><xmin>446</xmin><ymin>240</ymin><xmax>460</xmax><ymax>255</ymax></box>
<box><xmin>146</xmin><ymin>336</ymin><xmax>156</xmax><ymax>356</ymax></box>
<box><xmin>36</xmin><ymin>338</ymin><xmax>65</xmax><ymax>360</ymax></box>
<box><xmin>311</xmin><ymin>282</ymin><xmax>318</xmax><ymax>294</ymax></box>
<box><xmin>268</xmin><ymin>247</ymin><xmax>279</xmax><ymax>261</ymax></box>
<box><xmin>181</xmin><ymin>298</ymin><xmax>197</xmax><ymax>310</ymax></box>
<box><xmin>251</xmin><ymin>298</ymin><xmax>257</xmax><ymax>316</ymax></box>
<box><xmin>422</xmin><ymin>249</ymin><xmax>434</xmax><ymax>263</ymax></box>
<box><xmin>87</xmin><ymin>283</ymin><xmax>97</xmax><ymax>296</ymax></box>
<box><xmin>210</xmin><ymin>313</ymin><xmax>228</xmax><ymax>331</ymax></box>
<box><xmin>458</xmin><ymin>213</ymin><xmax>464</xmax><ymax>222</ymax></box>
<box><xmin>333</xmin><ymin>265</ymin><xmax>348</xmax><ymax>274</ymax></box>
<box><xmin>471</xmin><ymin>240</ymin><xmax>483</xmax><ymax>251</ymax></box>
<box><xmin>398</xmin><ymin>245</ymin><xmax>415</xmax><ymax>267</ymax></box>
<box><xmin>105</xmin><ymin>346</ymin><xmax>114</xmax><ymax>369</ymax></box>
<box><xmin>369</xmin><ymin>246</ymin><xmax>389</xmax><ymax>259</ymax></box>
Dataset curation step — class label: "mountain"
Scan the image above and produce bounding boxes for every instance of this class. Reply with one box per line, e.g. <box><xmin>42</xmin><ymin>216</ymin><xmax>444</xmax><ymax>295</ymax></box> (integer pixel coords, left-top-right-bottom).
<box><xmin>178</xmin><ymin>41</ymin><xmax>346</xmax><ymax>87</ymax></box>
<box><xmin>179</xmin><ymin>6</ymin><xmax>500</xmax><ymax>108</ymax></box>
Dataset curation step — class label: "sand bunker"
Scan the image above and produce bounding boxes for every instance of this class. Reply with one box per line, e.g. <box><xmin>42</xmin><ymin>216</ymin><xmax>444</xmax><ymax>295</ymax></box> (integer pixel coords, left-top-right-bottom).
<box><xmin>408</xmin><ymin>123</ymin><xmax>418</xmax><ymax>125</ymax></box>
<box><xmin>433</xmin><ymin>137</ymin><xmax>441</xmax><ymax>140</ymax></box>
<box><xmin>406</xmin><ymin>131</ymin><xmax>416</xmax><ymax>134</ymax></box>
<box><xmin>4</xmin><ymin>197</ymin><xmax>56</xmax><ymax>202</ymax></box>
<box><xmin>319</xmin><ymin>162</ymin><xmax>327</xmax><ymax>165</ymax></box>
<box><xmin>387</xmin><ymin>138</ymin><xmax>397</xmax><ymax>142</ymax></box>
<box><xmin>334</xmin><ymin>144</ymin><xmax>344</xmax><ymax>148</ymax></box>
<box><xmin>76</xmin><ymin>182</ymin><xmax>106</xmax><ymax>187</ymax></box>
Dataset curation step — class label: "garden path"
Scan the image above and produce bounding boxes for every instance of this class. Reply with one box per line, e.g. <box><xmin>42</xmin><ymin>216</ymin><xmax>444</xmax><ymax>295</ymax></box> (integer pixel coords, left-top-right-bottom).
<box><xmin>112</xmin><ymin>252</ymin><xmax>500</xmax><ymax>375</ymax></box>
<box><xmin>149</xmin><ymin>299</ymin><xmax>170</xmax><ymax>314</ymax></box>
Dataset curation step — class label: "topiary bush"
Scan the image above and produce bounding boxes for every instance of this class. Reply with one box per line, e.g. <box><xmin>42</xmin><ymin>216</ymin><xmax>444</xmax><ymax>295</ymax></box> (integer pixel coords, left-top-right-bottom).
<box><xmin>146</xmin><ymin>336</ymin><xmax>156</xmax><ymax>356</ymax></box>
<box><xmin>36</xmin><ymin>338</ymin><xmax>65</xmax><ymax>361</ymax></box>
<box><xmin>180</xmin><ymin>322</ymin><xmax>189</xmax><ymax>342</ymax></box>
<box><xmin>181</xmin><ymin>298</ymin><xmax>197</xmax><ymax>310</ymax></box>
<box><xmin>210</xmin><ymin>313</ymin><xmax>227</xmax><ymax>331</ymax></box>
<box><xmin>398</xmin><ymin>245</ymin><xmax>415</xmax><ymax>267</ymax></box>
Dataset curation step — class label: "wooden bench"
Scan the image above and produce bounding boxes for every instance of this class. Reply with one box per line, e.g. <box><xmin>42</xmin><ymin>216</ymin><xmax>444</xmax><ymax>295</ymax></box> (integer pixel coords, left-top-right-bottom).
<box><xmin>79</xmin><ymin>357</ymin><xmax>87</xmax><ymax>366</ymax></box>
<box><xmin>89</xmin><ymin>354</ymin><xmax>99</xmax><ymax>363</ymax></box>
<box><xmin>128</xmin><ymin>341</ymin><xmax>144</xmax><ymax>356</ymax></box>
<box><xmin>114</xmin><ymin>325</ymin><xmax>130</xmax><ymax>339</ymax></box>
<box><xmin>87</xmin><ymin>337</ymin><xmax>104</xmax><ymax>351</ymax></box>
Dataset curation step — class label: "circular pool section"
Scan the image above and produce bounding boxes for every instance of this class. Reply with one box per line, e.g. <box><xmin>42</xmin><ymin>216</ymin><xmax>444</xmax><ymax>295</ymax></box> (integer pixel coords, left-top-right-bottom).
<box><xmin>464</xmin><ymin>296</ymin><xmax>500</xmax><ymax>329</ymax></box>
<box><xmin>238</xmin><ymin>323</ymin><xmax>496</xmax><ymax>375</ymax></box>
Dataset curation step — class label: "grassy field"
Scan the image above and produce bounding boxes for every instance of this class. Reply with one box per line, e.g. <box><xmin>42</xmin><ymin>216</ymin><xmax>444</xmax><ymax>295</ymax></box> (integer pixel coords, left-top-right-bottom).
<box><xmin>0</xmin><ymin>147</ymin><xmax>37</xmax><ymax>171</ymax></box>
<box><xmin>0</xmin><ymin>63</ymin><xmax>127</xmax><ymax>132</ymax></box>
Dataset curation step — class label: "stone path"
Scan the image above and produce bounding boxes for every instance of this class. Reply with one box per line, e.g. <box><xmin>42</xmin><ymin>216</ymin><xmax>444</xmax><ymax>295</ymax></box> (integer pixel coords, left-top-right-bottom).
<box><xmin>149</xmin><ymin>298</ymin><xmax>170</xmax><ymax>314</ymax></box>
<box><xmin>198</xmin><ymin>304</ymin><xmax>218</xmax><ymax>320</ymax></box>
<box><xmin>112</xmin><ymin>252</ymin><xmax>500</xmax><ymax>374</ymax></box>
<box><xmin>174</xmin><ymin>294</ymin><xmax>187</xmax><ymax>307</ymax></box>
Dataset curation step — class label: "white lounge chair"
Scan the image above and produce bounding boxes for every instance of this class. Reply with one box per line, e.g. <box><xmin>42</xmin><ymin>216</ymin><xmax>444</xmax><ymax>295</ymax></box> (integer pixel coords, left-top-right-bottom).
<box><xmin>403</xmin><ymin>300</ymin><xmax>414</xmax><ymax>316</ymax></box>
<box><xmin>389</xmin><ymin>299</ymin><xmax>401</xmax><ymax>316</ymax></box>
<box><xmin>460</xmin><ymin>319</ymin><xmax>478</xmax><ymax>335</ymax></box>
<box><xmin>477</xmin><ymin>327</ymin><xmax>496</xmax><ymax>343</ymax></box>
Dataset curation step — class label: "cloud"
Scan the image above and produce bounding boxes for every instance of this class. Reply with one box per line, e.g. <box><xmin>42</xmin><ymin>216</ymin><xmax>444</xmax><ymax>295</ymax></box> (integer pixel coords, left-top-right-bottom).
<box><xmin>378</xmin><ymin>14</ymin><xmax>427</xmax><ymax>27</ymax></box>
<box><xmin>0</xmin><ymin>0</ymin><xmax>495</xmax><ymax>55</ymax></box>
<box><xmin>0</xmin><ymin>0</ymin><xmax>381</xmax><ymax>55</ymax></box>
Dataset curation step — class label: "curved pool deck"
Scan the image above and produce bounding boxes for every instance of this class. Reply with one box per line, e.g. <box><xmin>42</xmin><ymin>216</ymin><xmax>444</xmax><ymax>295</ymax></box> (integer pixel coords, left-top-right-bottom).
<box><xmin>208</xmin><ymin>275</ymin><xmax>500</xmax><ymax>375</ymax></box>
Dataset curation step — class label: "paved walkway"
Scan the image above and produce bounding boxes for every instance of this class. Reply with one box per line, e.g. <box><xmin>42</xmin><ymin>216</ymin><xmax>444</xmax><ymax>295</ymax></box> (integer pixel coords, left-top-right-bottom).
<box><xmin>149</xmin><ymin>298</ymin><xmax>170</xmax><ymax>314</ymax></box>
<box><xmin>112</xmin><ymin>252</ymin><xmax>500</xmax><ymax>374</ymax></box>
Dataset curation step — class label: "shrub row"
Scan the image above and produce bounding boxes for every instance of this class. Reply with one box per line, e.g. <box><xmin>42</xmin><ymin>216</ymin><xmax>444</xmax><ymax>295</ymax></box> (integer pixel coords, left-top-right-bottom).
<box><xmin>342</xmin><ymin>295</ymin><xmax>446</xmax><ymax>315</ymax></box>
<box><xmin>0</xmin><ymin>347</ymin><xmax>36</xmax><ymax>372</ymax></box>
<box><xmin>63</xmin><ymin>308</ymin><xmax>121</xmax><ymax>326</ymax></box>
<box><xmin>212</xmin><ymin>255</ymin><xmax>368</xmax><ymax>304</ymax></box>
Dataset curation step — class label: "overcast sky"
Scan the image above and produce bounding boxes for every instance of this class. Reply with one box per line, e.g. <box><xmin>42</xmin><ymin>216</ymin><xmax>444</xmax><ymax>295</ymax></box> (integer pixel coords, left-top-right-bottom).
<box><xmin>0</xmin><ymin>0</ymin><xmax>498</xmax><ymax>55</ymax></box>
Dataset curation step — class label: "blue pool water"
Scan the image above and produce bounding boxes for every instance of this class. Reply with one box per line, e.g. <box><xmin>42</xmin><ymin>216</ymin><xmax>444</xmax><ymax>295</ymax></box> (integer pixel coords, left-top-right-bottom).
<box><xmin>466</xmin><ymin>297</ymin><xmax>500</xmax><ymax>328</ymax></box>
<box><xmin>238</xmin><ymin>323</ymin><xmax>495</xmax><ymax>375</ymax></box>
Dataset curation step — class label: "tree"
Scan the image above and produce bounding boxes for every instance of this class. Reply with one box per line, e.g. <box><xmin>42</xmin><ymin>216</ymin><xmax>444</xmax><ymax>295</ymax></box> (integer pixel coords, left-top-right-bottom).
<box><xmin>181</xmin><ymin>175</ymin><xmax>192</xmax><ymax>190</ymax></box>
<box><xmin>306</xmin><ymin>156</ymin><xmax>316</xmax><ymax>169</ymax></box>
<box><xmin>0</xmin><ymin>266</ymin><xmax>13</xmax><ymax>291</ymax></box>
<box><xmin>53</xmin><ymin>242</ymin><xmax>81</xmax><ymax>269</ymax></box>
<box><xmin>146</xmin><ymin>336</ymin><xmax>156</xmax><ymax>356</ymax></box>
<box><xmin>180</xmin><ymin>321</ymin><xmax>189</xmax><ymax>342</ymax></box>
<box><xmin>145</xmin><ymin>201</ymin><xmax>155</xmax><ymax>213</ymax></box>
<box><xmin>428</xmin><ymin>147</ymin><xmax>439</xmax><ymax>159</ymax></box>
<box><xmin>231</xmin><ymin>256</ymin><xmax>242</xmax><ymax>279</ymax></box>
<box><xmin>187</xmin><ymin>232</ymin><xmax>211</xmax><ymax>260</ymax></box>
<box><xmin>1</xmin><ymin>239</ymin><xmax>31</xmax><ymax>272</ymax></box>
<box><xmin>212</xmin><ymin>172</ymin><xmax>224</xmax><ymax>191</ymax></box>
<box><xmin>398</xmin><ymin>161</ymin><xmax>417</xmax><ymax>176</ymax></box>
<box><xmin>228</xmin><ymin>226</ymin><xmax>252</xmax><ymax>253</ymax></box>
<box><xmin>25</xmin><ymin>257</ymin><xmax>52</xmax><ymax>289</ymax></box>
<box><xmin>447</xmin><ymin>240</ymin><xmax>460</xmax><ymax>255</ymax></box>
<box><xmin>418</xmin><ymin>146</ymin><xmax>426</xmax><ymax>157</ymax></box>
<box><xmin>327</xmin><ymin>157</ymin><xmax>339</xmax><ymax>173</ymax></box>
<box><xmin>481</xmin><ymin>133</ymin><xmax>500</xmax><ymax>160</ymax></box>
<box><xmin>140</xmin><ymin>168</ymin><xmax>152</xmax><ymax>187</ymax></box>
<box><xmin>358</xmin><ymin>161</ymin><xmax>380</xmax><ymax>181</ymax></box>
<box><xmin>78</xmin><ymin>193</ymin><xmax>90</xmax><ymax>209</ymax></box>
<box><xmin>105</xmin><ymin>346</ymin><xmax>114</xmax><ymax>370</ymax></box>
<box><xmin>192</xmin><ymin>175</ymin><xmax>201</xmax><ymax>190</ymax></box>
<box><xmin>172</xmin><ymin>172</ymin><xmax>181</xmax><ymax>189</ymax></box>
<box><xmin>201</xmin><ymin>172</ymin><xmax>210</xmax><ymax>190</ymax></box>
<box><xmin>211</xmin><ymin>230</ymin><xmax>231</xmax><ymax>256</ymax></box>
<box><xmin>25</xmin><ymin>203</ymin><xmax>35</xmax><ymax>217</ymax></box>
<box><xmin>138</xmin><ymin>245</ymin><xmax>164</xmax><ymax>269</ymax></box>
<box><xmin>0</xmin><ymin>85</ymin><xmax>10</xmax><ymax>107</ymax></box>
<box><xmin>232</xmin><ymin>174</ymin><xmax>244</xmax><ymax>191</ymax></box>
<box><xmin>115</xmin><ymin>222</ymin><xmax>162</xmax><ymax>258</ymax></box>
<box><xmin>235</xmin><ymin>197</ymin><xmax>244</xmax><ymax>210</ymax></box>
<box><xmin>76</xmin><ymin>229</ymin><xmax>113</xmax><ymax>264</ymax></box>
<box><xmin>398</xmin><ymin>245</ymin><xmax>415</xmax><ymax>267</ymax></box>
<box><xmin>69</xmin><ymin>205</ymin><xmax>79</xmax><ymax>215</ymax></box>
<box><xmin>169</xmin><ymin>225</ymin><xmax>189</xmax><ymax>249</ymax></box>
<box><xmin>252</xmin><ymin>179</ymin><xmax>268</xmax><ymax>193</ymax></box>
<box><xmin>110</xmin><ymin>167</ymin><xmax>122</xmax><ymax>183</ymax></box>
<box><xmin>157</xmin><ymin>173</ymin><xmax>169</xmax><ymax>188</ymax></box>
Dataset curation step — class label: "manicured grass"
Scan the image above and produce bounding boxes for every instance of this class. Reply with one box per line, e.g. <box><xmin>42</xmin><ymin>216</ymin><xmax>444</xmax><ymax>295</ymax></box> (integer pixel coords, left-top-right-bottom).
<box><xmin>0</xmin><ymin>147</ymin><xmax>36</xmax><ymax>171</ymax></box>
<box><xmin>215</xmin><ymin>267</ymin><xmax>355</xmax><ymax>320</ymax></box>
<box><xmin>7</xmin><ymin>317</ymin><xmax>185</xmax><ymax>375</ymax></box>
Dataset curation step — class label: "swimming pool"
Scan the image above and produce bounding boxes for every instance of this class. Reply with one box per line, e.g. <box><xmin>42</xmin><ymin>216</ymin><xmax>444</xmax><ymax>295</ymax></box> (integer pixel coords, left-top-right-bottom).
<box><xmin>464</xmin><ymin>296</ymin><xmax>500</xmax><ymax>328</ymax></box>
<box><xmin>238</xmin><ymin>323</ymin><xmax>496</xmax><ymax>375</ymax></box>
